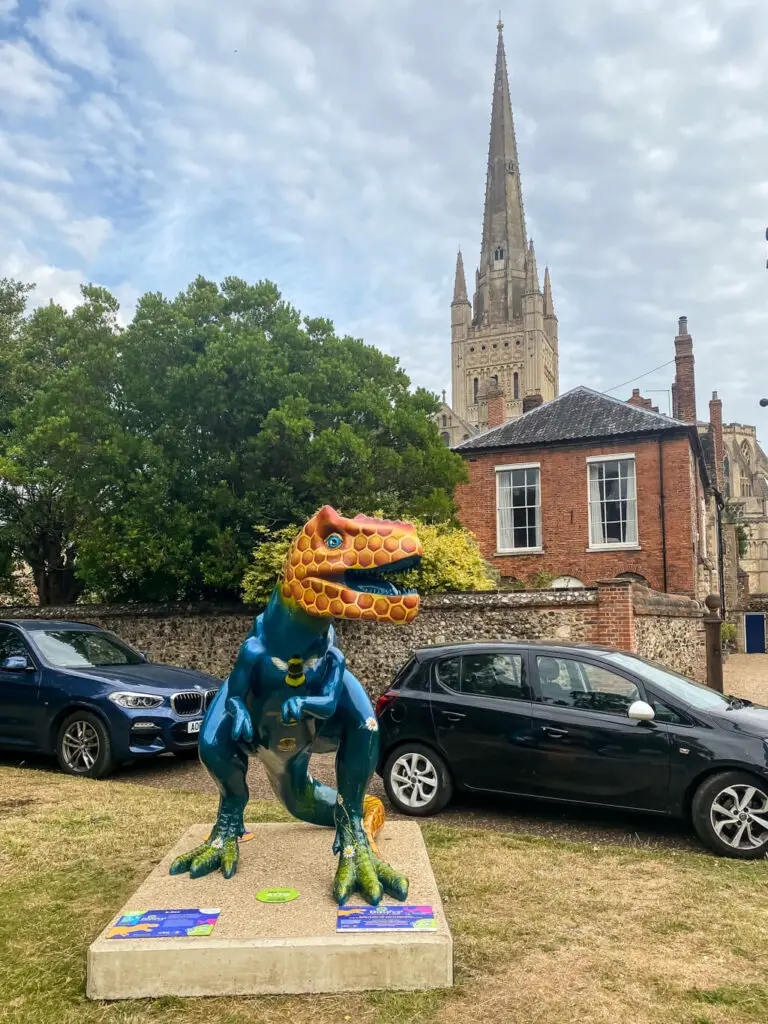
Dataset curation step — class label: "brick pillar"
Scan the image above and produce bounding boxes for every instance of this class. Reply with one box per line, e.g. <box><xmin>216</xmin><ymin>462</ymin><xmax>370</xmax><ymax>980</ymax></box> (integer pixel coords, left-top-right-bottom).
<box><xmin>522</xmin><ymin>392</ymin><xmax>544</xmax><ymax>414</ymax></box>
<box><xmin>594</xmin><ymin>579</ymin><xmax>636</xmax><ymax>651</ymax></box>
<box><xmin>709</xmin><ymin>390</ymin><xmax>724</xmax><ymax>491</ymax></box>
<box><xmin>486</xmin><ymin>383</ymin><xmax>507</xmax><ymax>429</ymax></box>
<box><xmin>671</xmin><ymin>382</ymin><xmax>679</xmax><ymax>420</ymax></box>
<box><xmin>674</xmin><ymin>316</ymin><xmax>697</xmax><ymax>424</ymax></box>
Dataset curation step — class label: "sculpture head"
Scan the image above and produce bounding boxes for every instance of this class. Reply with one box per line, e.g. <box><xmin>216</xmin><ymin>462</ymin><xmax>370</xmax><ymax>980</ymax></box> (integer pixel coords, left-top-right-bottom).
<box><xmin>280</xmin><ymin>506</ymin><xmax>422</xmax><ymax>623</ymax></box>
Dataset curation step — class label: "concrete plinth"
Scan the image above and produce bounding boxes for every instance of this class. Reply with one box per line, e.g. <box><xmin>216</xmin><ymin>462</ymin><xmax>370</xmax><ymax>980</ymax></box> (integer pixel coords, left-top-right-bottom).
<box><xmin>87</xmin><ymin>821</ymin><xmax>452</xmax><ymax>999</ymax></box>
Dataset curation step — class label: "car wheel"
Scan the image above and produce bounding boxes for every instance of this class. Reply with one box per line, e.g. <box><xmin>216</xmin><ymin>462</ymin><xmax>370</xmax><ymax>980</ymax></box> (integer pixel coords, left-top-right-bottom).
<box><xmin>383</xmin><ymin>743</ymin><xmax>453</xmax><ymax>817</ymax></box>
<box><xmin>692</xmin><ymin>771</ymin><xmax>768</xmax><ymax>859</ymax></box>
<box><xmin>56</xmin><ymin>711</ymin><xmax>115</xmax><ymax>780</ymax></box>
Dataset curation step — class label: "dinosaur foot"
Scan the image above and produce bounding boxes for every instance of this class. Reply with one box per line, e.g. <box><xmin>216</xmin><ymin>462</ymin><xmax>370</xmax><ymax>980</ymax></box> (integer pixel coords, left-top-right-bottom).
<box><xmin>332</xmin><ymin>824</ymin><xmax>409</xmax><ymax>906</ymax></box>
<box><xmin>169</xmin><ymin>807</ymin><xmax>244</xmax><ymax>880</ymax></box>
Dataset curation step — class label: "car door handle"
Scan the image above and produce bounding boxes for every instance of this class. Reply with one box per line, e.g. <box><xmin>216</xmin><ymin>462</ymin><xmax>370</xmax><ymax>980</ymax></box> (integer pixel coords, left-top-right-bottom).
<box><xmin>440</xmin><ymin>711</ymin><xmax>466</xmax><ymax>722</ymax></box>
<box><xmin>541</xmin><ymin>726</ymin><xmax>568</xmax><ymax>739</ymax></box>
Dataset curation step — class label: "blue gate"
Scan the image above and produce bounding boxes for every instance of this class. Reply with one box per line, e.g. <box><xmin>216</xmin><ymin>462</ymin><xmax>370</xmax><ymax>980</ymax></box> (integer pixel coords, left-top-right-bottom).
<box><xmin>745</xmin><ymin>614</ymin><xmax>766</xmax><ymax>654</ymax></box>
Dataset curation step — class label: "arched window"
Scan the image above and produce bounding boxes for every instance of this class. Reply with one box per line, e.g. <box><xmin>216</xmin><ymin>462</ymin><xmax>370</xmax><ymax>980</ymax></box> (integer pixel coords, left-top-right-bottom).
<box><xmin>490</xmin><ymin>374</ymin><xmax>498</xmax><ymax>386</ymax></box>
<box><xmin>616</xmin><ymin>572</ymin><xmax>649</xmax><ymax>585</ymax></box>
<box><xmin>513</xmin><ymin>372</ymin><xmax>519</xmax><ymax>400</ymax></box>
<box><xmin>550</xmin><ymin>576</ymin><xmax>586</xmax><ymax>590</ymax></box>
<box><xmin>741</xmin><ymin>440</ymin><xmax>752</xmax><ymax>467</ymax></box>
<box><xmin>473</xmin><ymin>378</ymin><xmax>479</xmax><ymax>403</ymax></box>
<box><xmin>441</xmin><ymin>431</ymin><xmax>450</xmax><ymax>445</ymax></box>
<box><xmin>494</xmin><ymin>246</ymin><xmax>505</xmax><ymax>263</ymax></box>
<box><xmin>442</xmin><ymin>414</ymin><xmax>447</xmax><ymax>427</ymax></box>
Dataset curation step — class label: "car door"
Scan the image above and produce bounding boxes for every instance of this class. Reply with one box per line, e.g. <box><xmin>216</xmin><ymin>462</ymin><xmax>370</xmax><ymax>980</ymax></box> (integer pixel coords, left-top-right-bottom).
<box><xmin>0</xmin><ymin>626</ymin><xmax>43</xmax><ymax>749</ymax></box>
<box><xmin>527</xmin><ymin>653</ymin><xmax>671</xmax><ymax>810</ymax></box>
<box><xmin>430</xmin><ymin>648</ymin><xmax>535</xmax><ymax>793</ymax></box>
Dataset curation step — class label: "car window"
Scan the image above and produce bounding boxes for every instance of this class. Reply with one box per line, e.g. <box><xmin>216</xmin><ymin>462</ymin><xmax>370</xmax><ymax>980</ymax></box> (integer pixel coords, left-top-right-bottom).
<box><xmin>651</xmin><ymin>698</ymin><xmax>689</xmax><ymax>725</ymax></box>
<box><xmin>0</xmin><ymin>627</ymin><xmax>31</xmax><ymax>664</ymax></box>
<box><xmin>437</xmin><ymin>653</ymin><xmax>529</xmax><ymax>702</ymax></box>
<box><xmin>436</xmin><ymin>657</ymin><xmax>461</xmax><ymax>692</ymax></box>
<box><xmin>33</xmin><ymin>630</ymin><xmax>144</xmax><ymax>668</ymax></box>
<box><xmin>535</xmin><ymin>656</ymin><xmax>640</xmax><ymax>714</ymax></box>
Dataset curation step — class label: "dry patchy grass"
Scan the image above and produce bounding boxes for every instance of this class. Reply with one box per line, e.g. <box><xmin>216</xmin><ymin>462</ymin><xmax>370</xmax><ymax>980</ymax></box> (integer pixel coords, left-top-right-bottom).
<box><xmin>1</xmin><ymin>768</ymin><xmax>768</xmax><ymax>1024</ymax></box>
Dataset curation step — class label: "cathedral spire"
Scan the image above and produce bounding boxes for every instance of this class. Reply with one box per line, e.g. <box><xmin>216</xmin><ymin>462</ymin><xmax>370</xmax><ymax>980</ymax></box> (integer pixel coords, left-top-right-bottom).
<box><xmin>543</xmin><ymin>267</ymin><xmax>554</xmax><ymax>316</ymax></box>
<box><xmin>525</xmin><ymin>239</ymin><xmax>540</xmax><ymax>293</ymax></box>
<box><xmin>453</xmin><ymin>249</ymin><xmax>468</xmax><ymax>303</ymax></box>
<box><xmin>480</xmin><ymin>21</ymin><xmax>527</xmax><ymax>272</ymax></box>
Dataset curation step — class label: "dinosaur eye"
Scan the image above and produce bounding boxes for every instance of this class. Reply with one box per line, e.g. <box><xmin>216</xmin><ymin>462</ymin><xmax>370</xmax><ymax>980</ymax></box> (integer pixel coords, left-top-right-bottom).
<box><xmin>326</xmin><ymin>533</ymin><xmax>343</xmax><ymax>549</ymax></box>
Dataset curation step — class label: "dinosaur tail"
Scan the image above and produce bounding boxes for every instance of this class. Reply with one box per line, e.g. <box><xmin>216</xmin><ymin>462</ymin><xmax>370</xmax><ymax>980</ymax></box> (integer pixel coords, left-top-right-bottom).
<box><xmin>362</xmin><ymin>794</ymin><xmax>386</xmax><ymax>857</ymax></box>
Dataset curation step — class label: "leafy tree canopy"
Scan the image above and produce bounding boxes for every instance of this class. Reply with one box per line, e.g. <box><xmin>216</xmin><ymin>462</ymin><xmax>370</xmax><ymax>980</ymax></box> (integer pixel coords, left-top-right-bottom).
<box><xmin>1</xmin><ymin>276</ymin><xmax>467</xmax><ymax>604</ymax></box>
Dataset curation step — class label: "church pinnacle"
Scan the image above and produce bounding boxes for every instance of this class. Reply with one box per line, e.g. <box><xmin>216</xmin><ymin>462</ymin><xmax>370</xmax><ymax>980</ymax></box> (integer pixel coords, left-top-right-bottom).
<box><xmin>447</xmin><ymin>21</ymin><xmax>560</xmax><ymax>434</ymax></box>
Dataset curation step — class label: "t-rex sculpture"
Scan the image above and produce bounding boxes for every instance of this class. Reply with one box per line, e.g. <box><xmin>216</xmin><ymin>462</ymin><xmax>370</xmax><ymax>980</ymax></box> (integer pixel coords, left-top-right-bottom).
<box><xmin>170</xmin><ymin>506</ymin><xmax>422</xmax><ymax>906</ymax></box>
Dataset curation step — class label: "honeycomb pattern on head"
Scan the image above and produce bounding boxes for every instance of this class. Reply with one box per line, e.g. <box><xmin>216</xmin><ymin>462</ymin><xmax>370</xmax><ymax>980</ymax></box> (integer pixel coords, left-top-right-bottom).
<box><xmin>280</xmin><ymin>506</ymin><xmax>422</xmax><ymax>624</ymax></box>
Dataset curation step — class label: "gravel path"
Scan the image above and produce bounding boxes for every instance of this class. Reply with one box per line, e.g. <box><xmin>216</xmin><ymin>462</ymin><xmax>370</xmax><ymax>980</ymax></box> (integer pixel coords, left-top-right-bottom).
<box><xmin>5</xmin><ymin>654</ymin><xmax>765</xmax><ymax>855</ymax></box>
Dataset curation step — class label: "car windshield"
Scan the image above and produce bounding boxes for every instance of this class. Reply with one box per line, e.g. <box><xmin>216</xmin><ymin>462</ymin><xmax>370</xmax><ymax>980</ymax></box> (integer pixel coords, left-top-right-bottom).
<box><xmin>603</xmin><ymin>653</ymin><xmax>732</xmax><ymax>711</ymax></box>
<box><xmin>34</xmin><ymin>630</ymin><xmax>144</xmax><ymax>669</ymax></box>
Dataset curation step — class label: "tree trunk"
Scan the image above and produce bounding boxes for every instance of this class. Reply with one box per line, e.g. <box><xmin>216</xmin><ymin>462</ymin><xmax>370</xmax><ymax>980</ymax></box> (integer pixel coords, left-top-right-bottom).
<box><xmin>28</xmin><ymin>536</ymin><xmax>84</xmax><ymax>606</ymax></box>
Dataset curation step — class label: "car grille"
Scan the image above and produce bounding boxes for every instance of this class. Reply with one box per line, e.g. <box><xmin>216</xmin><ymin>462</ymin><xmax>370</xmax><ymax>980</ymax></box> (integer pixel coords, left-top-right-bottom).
<box><xmin>204</xmin><ymin>688</ymin><xmax>219</xmax><ymax>710</ymax></box>
<box><xmin>171</xmin><ymin>691</ymin><xmax>204</xmax><ymax>717</ymax></box>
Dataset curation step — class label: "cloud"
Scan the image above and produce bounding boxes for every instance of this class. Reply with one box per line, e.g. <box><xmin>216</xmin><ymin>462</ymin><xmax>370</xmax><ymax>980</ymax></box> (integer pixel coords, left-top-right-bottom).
<box><xmin>0</xmin><ymin>0</ymin><xmax>767</xmax><ymax>444</ymax></box>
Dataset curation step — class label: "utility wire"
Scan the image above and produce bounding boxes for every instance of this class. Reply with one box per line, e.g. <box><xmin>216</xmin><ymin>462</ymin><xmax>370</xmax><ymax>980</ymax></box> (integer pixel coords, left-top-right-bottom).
<box><xmin>603</xmin><ymin>359</ymin><xmax>675</xmax><ymax>396</ymax></box>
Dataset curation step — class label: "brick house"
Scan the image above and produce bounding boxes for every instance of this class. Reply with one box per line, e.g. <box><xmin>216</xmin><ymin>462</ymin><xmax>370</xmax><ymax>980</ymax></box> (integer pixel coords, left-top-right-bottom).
<box><xmin>454</xmin><ymin>379</ymin><xmax>723</xmax><ymax>601</ymax></box>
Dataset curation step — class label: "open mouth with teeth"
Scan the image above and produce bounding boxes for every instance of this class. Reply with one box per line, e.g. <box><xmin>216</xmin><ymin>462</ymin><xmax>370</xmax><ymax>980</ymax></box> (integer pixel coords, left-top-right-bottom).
<box><xmin>315</xmin><ymin>554</ymin><xmax>421</xmax><ymax>598</ymax></box>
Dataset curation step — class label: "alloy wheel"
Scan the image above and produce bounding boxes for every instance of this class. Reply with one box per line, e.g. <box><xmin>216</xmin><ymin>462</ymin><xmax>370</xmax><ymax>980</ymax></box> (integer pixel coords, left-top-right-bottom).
<box><xmin>391</xmin><ymin>752</ymin><xmax>439</xmax><ymax>809</ymax></box>
<box><xmin>710</xmin><ymin>783</ymin><xmax>768</xmax><ymax>851</ymax></box>
<box><xmin>61</xmin><ymin>720</ymin><xmax>101</xmax><ymax>773</ymax></box>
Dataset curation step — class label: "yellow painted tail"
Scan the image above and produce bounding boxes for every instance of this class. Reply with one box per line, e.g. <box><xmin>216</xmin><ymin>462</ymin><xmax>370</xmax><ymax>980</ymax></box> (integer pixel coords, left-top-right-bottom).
<box><xmin>362</xmin><ymin>794</ymin><xmax>386</xmax><ymax>857</ymax></box>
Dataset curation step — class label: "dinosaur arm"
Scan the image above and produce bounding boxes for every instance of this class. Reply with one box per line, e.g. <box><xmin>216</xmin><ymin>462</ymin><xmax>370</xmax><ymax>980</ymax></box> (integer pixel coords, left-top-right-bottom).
<box><xmin>281</xmin><ymin>647</ymin><xmax>345</xmax><ymax>724</ymax></box>
<box><xmin>225</xmin><ymin>635</ymin><xmax>263</xmax><ymax>742</ymax></box>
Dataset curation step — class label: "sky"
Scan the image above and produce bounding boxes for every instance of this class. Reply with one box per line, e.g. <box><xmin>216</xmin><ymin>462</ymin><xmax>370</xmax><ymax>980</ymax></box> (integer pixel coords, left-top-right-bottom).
<box><xmin>1</xmin><ymin>0</ymin><xmax>767</xmax><ymax>440</ymax></box>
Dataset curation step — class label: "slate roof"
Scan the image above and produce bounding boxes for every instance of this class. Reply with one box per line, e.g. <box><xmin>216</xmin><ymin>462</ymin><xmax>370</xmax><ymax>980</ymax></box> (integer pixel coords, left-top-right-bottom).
<box><xmin>454</xmin><ymin>386</ymin><xmax>691</xmax><ymax>453</ymax></box>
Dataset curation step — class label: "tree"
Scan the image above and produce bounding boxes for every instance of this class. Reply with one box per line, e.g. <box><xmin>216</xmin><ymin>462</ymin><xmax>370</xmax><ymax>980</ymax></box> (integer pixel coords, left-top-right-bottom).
<box><xmin>242</xmin><ymin>518</ymin><xmax>496</xmax><ymax>607</ymax></box>
<box><xmin>75</xmin><ymin>277</ymin><xmax>467</xmax><ymax>602</ymax></box>
<box><xmin>0</xmin><ymin>281</ymin><xmax>124</xmax><ymax>604</ymax></box>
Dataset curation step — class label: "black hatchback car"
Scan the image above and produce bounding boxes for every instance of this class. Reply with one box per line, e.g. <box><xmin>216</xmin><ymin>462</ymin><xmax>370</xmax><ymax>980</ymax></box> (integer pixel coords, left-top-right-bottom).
<box><xmin>375</xmin><ymin>641</ymin><xmax>768</xmax><ymax>859</ymax></box>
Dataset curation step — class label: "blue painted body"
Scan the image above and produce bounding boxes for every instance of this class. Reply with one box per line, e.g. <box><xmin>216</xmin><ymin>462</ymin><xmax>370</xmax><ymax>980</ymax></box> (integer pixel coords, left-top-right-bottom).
<box><xmin>0</xmin><ymin>620</ymin><xmax>219</xmax><ymax>764</ymax></box>
<box><xmin>199</xmin><ymin>587</ymin><xmax>378</xmax><ymax>839</ymax></box>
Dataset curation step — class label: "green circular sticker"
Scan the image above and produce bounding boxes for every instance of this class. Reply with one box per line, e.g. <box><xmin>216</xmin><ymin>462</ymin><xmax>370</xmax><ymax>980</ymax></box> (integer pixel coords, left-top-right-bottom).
<box><xmin>256</xmin><ymin>888</ymin><xmax>300</xmax><ymax>904</ymax></box>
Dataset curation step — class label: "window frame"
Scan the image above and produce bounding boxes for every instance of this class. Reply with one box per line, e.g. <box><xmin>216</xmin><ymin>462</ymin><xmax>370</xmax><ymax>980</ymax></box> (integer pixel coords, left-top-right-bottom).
<box><xmin>586</xmin><ymin>453</ymin><xmax>640</xmax><ymax>551</ymax></box>
<box><xmin>531</xmin><ymin>652</ymin><xmax>648</xmax><ymax>718</ymax></box>
<box><xmin>0</xmin><ymin>626</ymin><xmax>37</xmax><ymax>672</ymax></box>
<box><xmin>433</xmin><ymin>650</ymin><xmax>531</xmax><ymax>704</ymax></box>
<box><xmin>495</xmin><ymin>462</ymin><xmax>543</xmax><ymax>554</ymax></box>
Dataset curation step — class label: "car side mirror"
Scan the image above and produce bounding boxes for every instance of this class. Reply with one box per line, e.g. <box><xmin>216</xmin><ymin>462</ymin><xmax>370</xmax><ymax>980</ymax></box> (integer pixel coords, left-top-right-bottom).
<box><xmin>140</xmin><ymin>651</ymin><xmax>150</xmax><ymax>663</ymax></box>
<box><xmin>1</xmin><ymin>655</ymin><xmax>32</xmax><ymax>672</ymax></box>
<box><xmin>628</xmin><ymin>700</ymin><xmax>655</xmax><ymax>722</ymax></box>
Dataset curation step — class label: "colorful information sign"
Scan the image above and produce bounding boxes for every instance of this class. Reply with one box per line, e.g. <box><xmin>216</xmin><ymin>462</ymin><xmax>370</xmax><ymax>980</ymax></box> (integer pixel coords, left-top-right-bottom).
<box><xmin>336</xmin><ymin>905</ymin><xmax>436</xmax><ymax>932</ymax></box>
<box><xmin>106</xmin><ymin>908</ymin><xmax>220</xmax><ymax>939</ymax></box>
<box><xmin>256</xmin><ymin>888</ymin><xmax>300</xmax><ymax>904</ymax></box>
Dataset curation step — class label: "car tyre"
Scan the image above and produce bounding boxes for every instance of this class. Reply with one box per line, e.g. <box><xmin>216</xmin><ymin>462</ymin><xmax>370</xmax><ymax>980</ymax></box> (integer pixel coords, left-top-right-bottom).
<box><xmin>383</xmin><ymin>743</ymin><xmax>453</xmax><ymax>817</ymax></box>
<box><xmin>56</xmin><ymin>711</ymin><xmax>115</xmax><ymax>780</ymax></box>
<box><xmin>692</xmin><ymin>770</ymin><xmax>768</xmax><ymax>859</ymax></box>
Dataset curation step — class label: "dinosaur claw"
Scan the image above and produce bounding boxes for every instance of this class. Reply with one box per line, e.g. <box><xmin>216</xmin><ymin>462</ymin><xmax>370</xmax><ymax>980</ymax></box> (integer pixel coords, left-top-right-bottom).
<box><xmin>332</xmin><ymin>835</ymin><xmax>404</xmax><ymax>907</ymax></box>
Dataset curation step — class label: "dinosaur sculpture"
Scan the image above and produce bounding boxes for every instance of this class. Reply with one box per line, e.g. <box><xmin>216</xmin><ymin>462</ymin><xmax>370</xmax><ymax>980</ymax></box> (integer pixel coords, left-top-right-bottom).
<box><xmin>170</xmin><ymin>506</ymin><xmax>422</xmax><ymax>906</ymax></box>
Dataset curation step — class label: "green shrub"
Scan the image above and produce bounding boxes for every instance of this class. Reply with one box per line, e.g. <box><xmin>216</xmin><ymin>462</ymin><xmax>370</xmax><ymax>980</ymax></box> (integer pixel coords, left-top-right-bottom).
<box><xmin>721</xmin><ymin>622</ymin><xmax>738</xmax><ymax>651</ymax></box>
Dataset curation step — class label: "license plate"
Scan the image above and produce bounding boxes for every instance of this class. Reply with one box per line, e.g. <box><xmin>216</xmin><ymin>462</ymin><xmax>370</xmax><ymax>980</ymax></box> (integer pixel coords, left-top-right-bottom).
<box><xmin>187</xmin><ymin>720</ymin><xmax>202</xmax><ymax>734</ymax></box>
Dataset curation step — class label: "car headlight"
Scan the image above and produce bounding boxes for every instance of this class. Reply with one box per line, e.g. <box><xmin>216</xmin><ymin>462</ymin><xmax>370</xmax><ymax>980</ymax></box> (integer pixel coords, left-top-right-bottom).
<box><xmin>109</xmin><ymin>691</ymin><xmax>164</xmax><ymax>710</ymax></box>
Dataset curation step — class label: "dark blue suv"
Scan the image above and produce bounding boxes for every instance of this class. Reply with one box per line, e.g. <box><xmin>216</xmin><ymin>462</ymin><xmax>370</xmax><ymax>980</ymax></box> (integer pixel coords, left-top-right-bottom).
<box><xmin>0</xmin><ymin>619</ymin><xmax>221</xmax><ymax>778</ymax></box>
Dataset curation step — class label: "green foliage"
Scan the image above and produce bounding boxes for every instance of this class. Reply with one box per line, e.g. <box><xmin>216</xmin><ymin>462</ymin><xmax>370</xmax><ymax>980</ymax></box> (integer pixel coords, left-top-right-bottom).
<box><xmin>2</xmin><ymin>275</ymin><xmax>466</xmax><ymax>604</ymax></box>
<box><xmin>241</xmin><ymin>519</ymin><xmax>497</xmax><ymax>606</ymax></box>
<box><xmin>721</xmin><ymin>622</ymin><xmax>738</xmax><ymax>651</ymax></box>
<box><xmin>241</xmin><ymin>526</ymin><xmax>300</xmax><ymax>605</ymax></box>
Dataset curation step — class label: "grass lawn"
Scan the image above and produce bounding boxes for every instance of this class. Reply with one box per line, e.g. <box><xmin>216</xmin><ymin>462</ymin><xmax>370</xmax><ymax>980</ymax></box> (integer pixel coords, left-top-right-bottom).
<box><xmin>2</xmin><ymin>769</ymin><xmax>768</xmax><ymax>1024</ymax></box>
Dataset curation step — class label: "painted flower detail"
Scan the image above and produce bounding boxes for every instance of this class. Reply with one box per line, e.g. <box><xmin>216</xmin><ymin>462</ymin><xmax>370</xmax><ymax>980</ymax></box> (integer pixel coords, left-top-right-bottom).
<box><xmin>343</xmin><ymin>845</ymin><xmax>355</xmax><ymax>859</ymax></box>
<box><xmin>337</xmin><ymin>794</ymin><xmax>344</xmax><ymax>806</ymax></box>
<box><xmin>365</xmin><ymin>717</ymin><xmax>378</xmax><ymax>732</ymax></box>
<box><xmin>210</xmin><ymin>837</ymin><xmax>224</xmax><ymax>849</ymax></box>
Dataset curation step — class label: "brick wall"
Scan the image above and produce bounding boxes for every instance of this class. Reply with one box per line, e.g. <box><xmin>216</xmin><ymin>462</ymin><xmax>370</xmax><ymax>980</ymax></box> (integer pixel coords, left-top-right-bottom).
<box><xmin>456</xmin><ymin>434</ymin><xmax>698</xmax><ymax>596</ymax></box>
<box><xmin>2</xmin><ymin>582</ymin><xmax>707</xmax><ymax>692</ymax></box>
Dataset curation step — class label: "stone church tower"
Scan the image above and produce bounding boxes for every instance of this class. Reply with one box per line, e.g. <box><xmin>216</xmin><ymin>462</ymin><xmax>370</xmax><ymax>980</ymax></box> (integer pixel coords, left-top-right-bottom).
<box><xmin>450</xmin><ymin>20</ymin><xmax>559</xmax><ymax>431</ymax></box>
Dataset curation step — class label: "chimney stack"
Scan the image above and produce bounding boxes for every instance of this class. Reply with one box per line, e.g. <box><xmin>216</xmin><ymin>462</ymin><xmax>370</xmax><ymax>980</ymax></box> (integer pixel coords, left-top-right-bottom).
<box><xmin>709</xmin><ymin>390</ymin><xmax>724</xmax><ymax>491</ymax></box>
<box><xmin>673</xmin><ymin>316</ymin><xmax>697</xmax><ymax>424</ymax></box>
<box><xmin>522</xmin><ymin>392</ymin><xmax>544</xmax><ymax>414</ymax></box>
<box><xmin>486</xmin><ymin>382</ymin><xmax>507</xmax><ymax>429</ymax></box>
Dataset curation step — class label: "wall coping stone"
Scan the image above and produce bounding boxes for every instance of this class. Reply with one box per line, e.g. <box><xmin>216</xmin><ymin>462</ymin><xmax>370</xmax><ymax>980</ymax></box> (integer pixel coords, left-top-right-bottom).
<box><xmin>631</xmin><ymin>585</ymin><xmax>703</xmax><ymax>619</ymax></box>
